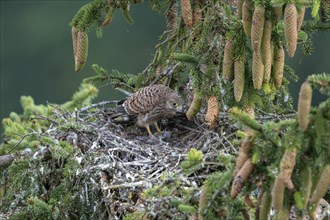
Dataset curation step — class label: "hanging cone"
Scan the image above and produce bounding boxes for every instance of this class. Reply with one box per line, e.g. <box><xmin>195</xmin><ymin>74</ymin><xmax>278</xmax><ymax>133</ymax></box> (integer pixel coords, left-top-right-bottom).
<box><xmin>297</xmin><ymin>81</ymin><xmax>312</xmax><ymax>131</ymax></box>
<box><xmin>297</xmin><ymin>6</ymin><xmax>305</xmax><ymax>32</ymax></box>
<box><xmin>251</xmin><ymin>6</ymin><xmax>265</xmax><ymax>53</ymax></box>
<box><xmin>204</xmin><ymin>96</ymin><xmax>219</xmax><ymax>128</ymax></box>
<box><xmin>74</xmin><ymin>31</ymin><xmax>89</xmax><ymax>72</ymax></box>
<box><xmin>166</xmin><ymin>2</ymin><xmax>178</xmax><ymax>34</ymax></box>
<box><xmin>242</xmin><ymin>1</ymin><xmax>253</xmax><ymax>37</ymax></box>
<box><xmin>273</xmin><ymin>45</ymin><xmax>285</xmax><ymax>89</ymax></box>
<box><xmin>273</xmin><ymin>6</ymin><xmax>283</xmax><ymax>23</ymax></box>
<box><xmin>180</xmin><ymin>0</ymin><xmax>193</xmax><ymax>29</ymax></box>
<box><xmin>234</xmin><ymin>59</ymin><xmax>245</xmax><ymax>102</ymax></box>
<box><xmin>222</xmin><ymin>40</ymin><xmax>234</xmax><ymax>83</ymax></box>
<box><xmin>284</xmin><ymin>3</ymin><xmax>298</xmax><ymax>57</ymax></box>
<box><xmin>261</xmin><ymin>19</ymin><xmax>273</xmax><ymax>84</ymax></box>
<box><xmin>252</xmin><ymin>51</ymin><xmax>264</xmax><ymax>89</ymax></box>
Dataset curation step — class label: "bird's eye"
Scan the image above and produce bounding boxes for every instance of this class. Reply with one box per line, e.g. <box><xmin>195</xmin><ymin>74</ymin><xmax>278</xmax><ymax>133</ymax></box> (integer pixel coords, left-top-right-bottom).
<box><xmin>172</xmin><ymin>102</ymin><xmax>177</xmax><ymax>106</ymax></box>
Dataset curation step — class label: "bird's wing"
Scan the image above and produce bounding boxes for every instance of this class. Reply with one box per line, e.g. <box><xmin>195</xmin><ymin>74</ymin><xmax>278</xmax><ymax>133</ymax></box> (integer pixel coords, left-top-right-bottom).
<box><xmin>123</xmin><ymin>93</ymin><xmax>163</xmax><ymax>115</ymax></box>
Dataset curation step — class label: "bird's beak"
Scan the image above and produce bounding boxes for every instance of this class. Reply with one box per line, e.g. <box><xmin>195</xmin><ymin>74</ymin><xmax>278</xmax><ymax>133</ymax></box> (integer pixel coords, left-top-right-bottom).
<box><xmin>176</xmin><ymin>104</ymin><xmax>183</xmax><ymax>113</ymax></box>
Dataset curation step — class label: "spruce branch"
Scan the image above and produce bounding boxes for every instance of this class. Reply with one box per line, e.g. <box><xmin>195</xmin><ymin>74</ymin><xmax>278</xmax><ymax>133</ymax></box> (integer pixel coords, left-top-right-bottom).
<box><xmin>149</xmin><ymin>0</ymin><xmax>163</xmax><ymax>12</ymax></box>
<box><xmin>284</xmin><ymin>65</ymin><xmax>299</xmax><ymax>82</ymax></box>
<box><xmin>83</xmin><ymin>64</ymin><xmax>146</xmax><ymax>92</ymax></box>
<box><xmin>320</xmin><ymin>0</ymin><xmax>330</xmax><ymax>22</ymax></box>
<box><xmin>230</xmin><ymin>107</ymin><xmax>262</xmax><ymax>131</ymax></box>
<box><xmin>301</xmin><ymin>20</ymin><xmax>330</xmax><ymax>32</ymax></box>
<box><xmin>300</xmin><ymin>37</ymin><xmax>315</xmax><ymax>56</ymax></box>
<box><xmin>119</xmin><ymin>1</ymin><xmax>135</xmax><ymax>24</ymax></box>
<box><xmin>230</xmin><ymin>107</ymin><xmax>294</xmax><ymax>147</ymax></box>
<box><xmin>70</xmin><ymin>0</ymin><xmax>107</xmax><ymax>31</ymax></box>
<box><xmin>62</xmin><ymin>83</ymin><xmax>99</xmax><ymax>110</ymax></box>
<box><xmin>307</xmin><ymin>73</ymin><xmax>330</xmax><ymax>96</ymax></box>
<box><xmin>171</xmin><ymin>53</ymin><xmax>199</xmax><ymax>65</ymax></box>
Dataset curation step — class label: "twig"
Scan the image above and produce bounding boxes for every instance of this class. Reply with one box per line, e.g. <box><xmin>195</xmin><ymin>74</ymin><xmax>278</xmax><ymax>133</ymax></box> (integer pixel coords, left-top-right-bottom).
<box><xmin>79</xmin><ymin>100</ymin><xmax>120</xmax><ymax>112</ymax></box>
<box><xmin>115</xmin><ymin>87</ymin><xmax>132</xmax><ymax>96</ymax></box>
<box><xmin>31</xmin><ymin>115</ymin><xmax>59</xmax><ymax>125</ymax></box>
<box><xmin>102</xmin><ymin>180</ymin><xmax>146</xmax><ymax>190</ymax></box>
<box><xmin>8</xmin><ymin>133</ymin><xmax>37</xmax><ymax>153</ymax></box>
<box><xmin>150</xmin><ymin>63</ymin><xmax>180</xmax><ymax>85</ymax></box>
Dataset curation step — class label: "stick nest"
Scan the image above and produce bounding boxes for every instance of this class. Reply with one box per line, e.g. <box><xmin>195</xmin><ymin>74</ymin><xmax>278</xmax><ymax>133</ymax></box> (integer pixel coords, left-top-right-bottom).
<box><xmin>1</xmin><ymin>101</ymin><xmax>299</xmax><ymax>219</ymax></box>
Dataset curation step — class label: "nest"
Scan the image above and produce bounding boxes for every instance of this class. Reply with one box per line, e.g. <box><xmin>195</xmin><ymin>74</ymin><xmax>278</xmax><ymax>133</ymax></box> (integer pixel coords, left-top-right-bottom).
<box><xmin>22</xmin><ymin>101</ymin><xmax>236</xmax><ymax>219</ymax></box>
<box><xmin>2</xmin><ymin>100</ymin><xmax>309</xmax><ymax>219</ymax></box>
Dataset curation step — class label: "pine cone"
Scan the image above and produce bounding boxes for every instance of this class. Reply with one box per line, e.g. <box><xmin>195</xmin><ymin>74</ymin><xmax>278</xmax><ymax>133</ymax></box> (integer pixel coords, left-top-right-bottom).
<box><xmin>284</xmin><ymin>3</ymin><xmax>298</xmax><ymax>57</ymax></box>
<box><xmin>193</xmin><ymin>0</ymin><xmax>202</xmax><ymax>26</ymax></box>
<box><xmin>252</xmin><ymin>51</ymin><xmax>264</xmax><ymax>89</ymax></box>
<box><xmin>180</xmin><ymin>0</ymin><xmax>193</xmax><ymax>29</ymax></box>
<box><xmin>234</xmin><ymin>136</ymin><xmax>253</xmax><ymax>176</ymax></box>
<box><xmin>102</xmin><ymin>6</ymin><xmax>115</xmax><ymax>27</ymax></box>
<box><xmin>75</xmin><ymin>30</ymin><xmax>88</xmax><ymax>72</ymax></box>
<box><xmin>166</xmin><ymin>2</ymin><xmax>178</xmax><ymax>33</ymax></box>
<box><xmin>222</xmin><ymin>40</ymin><xmax>234</xmax><ymax>83</ymax></box>
<box><xmin>273</xmin><ymin>6</ymin><xmax>282</xmax><ymax>23</ymax></box>
<box><xmin>234</xmin><ymin>59</ymin><xmax>245</xmax><ymax>102</ymax></box>
<box><xmin>242</xmin><ymin>1</ymin><xmax>253</xmax><ymax>37</ymax></box>
<box><xmin>231</xmin><ymin>159</ymin><xmax>255</xmax><ymax>198</ymax></box>
<box><xmin>259</xmin><ymin>192</ymin><xmax>272</xmax><ymax>220</ymax></box>
<box><xmin>279</xmin><ymin>148</ymin><xmax>297</xmax><ymax>189</ymax></box>
<box><xmin>186</xmin><ymin>93</ymin><xmax>202</xmax><ymax>120</ymax></box>
<box><xmin>309</xmin><ymin>164</ymin><xmax>330</xmax><ymax>204</ymax></box>
<box><xmin>271</xmin><ymin>175</ymin><xmax>285</xmax><ymax>212</ymax></box>
<box><xmin>297</xmin><ymin>81</ymin><xmax>312</xmax><ymax>131</ymax></box>
<box><xmin>299</xmin><ymin>166</ymin><xmax>312</xmax><ymax>209</ymax></box>
<box><xmin>205</xmin><ymin>96</ymin><xmax>219</xmax><ymax>128</ymax></box>
<box><xmin>251</xmin><ymin>6</ymin><xmax>265</xmax><ymax>53</ymax></box>
<box><xmin>273</xmin><ymin>45</ymin><xmax>285</xmax><ymax>89</ymax></box>
<box><xmin>296</xmin><ymin>6</ymin><xmax>305</xmax><ymax>32</ymax></box>
<box><xmin>198</xmin><ymin>185</ymin><xmax>212</xmax><ymax>220</ymax></box>
<box><xmin>261</xmin><ymin>19</ymin><xmax>273</xmax><ymax>84</ymax></box>
<box><xmin>72</xmin><ymin>26</ymin><xmax>79</xmax><ymax>61</ymax></box>
<box><xmin>245</xmin><ymin>0</ymin><xmax>254</xmax><ymax>10</ymax></box>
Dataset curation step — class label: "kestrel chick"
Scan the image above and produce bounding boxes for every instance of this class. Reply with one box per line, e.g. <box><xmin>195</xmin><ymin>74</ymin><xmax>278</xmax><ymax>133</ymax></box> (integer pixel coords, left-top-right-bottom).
<box><xmin>123</xmin><ymin>84</ymin><xmax>183</xmax><ymax>135</ymax></box>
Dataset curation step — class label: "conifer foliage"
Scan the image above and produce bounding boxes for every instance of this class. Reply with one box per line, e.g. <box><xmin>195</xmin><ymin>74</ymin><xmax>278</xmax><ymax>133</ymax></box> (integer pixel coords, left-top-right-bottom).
<box><xmin>1</xmin><ymin>0</ymin><xmax>330</xmax><ymax>219</ymax></box>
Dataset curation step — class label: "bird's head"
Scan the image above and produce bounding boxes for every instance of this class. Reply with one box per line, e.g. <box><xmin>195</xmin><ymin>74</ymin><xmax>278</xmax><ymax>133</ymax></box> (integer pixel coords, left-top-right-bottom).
<box><xmin>165</xmin><ymin>93</ymin><xmax>183</xmax><ymax>112</ymax></box>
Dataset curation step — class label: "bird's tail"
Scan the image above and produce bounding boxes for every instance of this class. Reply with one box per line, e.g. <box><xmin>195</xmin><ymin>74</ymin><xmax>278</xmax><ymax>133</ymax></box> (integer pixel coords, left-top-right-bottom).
<box><xmin>106</xmin><ymin>104</ymin><xmax>136</xmax><ymax>125</ymax></box>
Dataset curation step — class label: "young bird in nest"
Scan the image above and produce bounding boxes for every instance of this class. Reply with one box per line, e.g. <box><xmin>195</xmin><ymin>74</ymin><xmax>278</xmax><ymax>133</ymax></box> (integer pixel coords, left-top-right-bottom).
<box><xmin>121</xmin><ymin>84</ymin><xmax>183</xmax><ymax>135</ymax></box>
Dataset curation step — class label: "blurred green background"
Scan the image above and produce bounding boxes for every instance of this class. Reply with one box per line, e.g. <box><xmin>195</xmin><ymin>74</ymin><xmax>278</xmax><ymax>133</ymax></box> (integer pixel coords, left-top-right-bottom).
<box><xmin>0</xmin><ymin>1</ymin><xmax>329</xmax><ymax>135</ymax></box>
<box><xmin>0</xmin><ymin>1</ymin><xmax>165</xmax><ymax>130</ymax></box>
